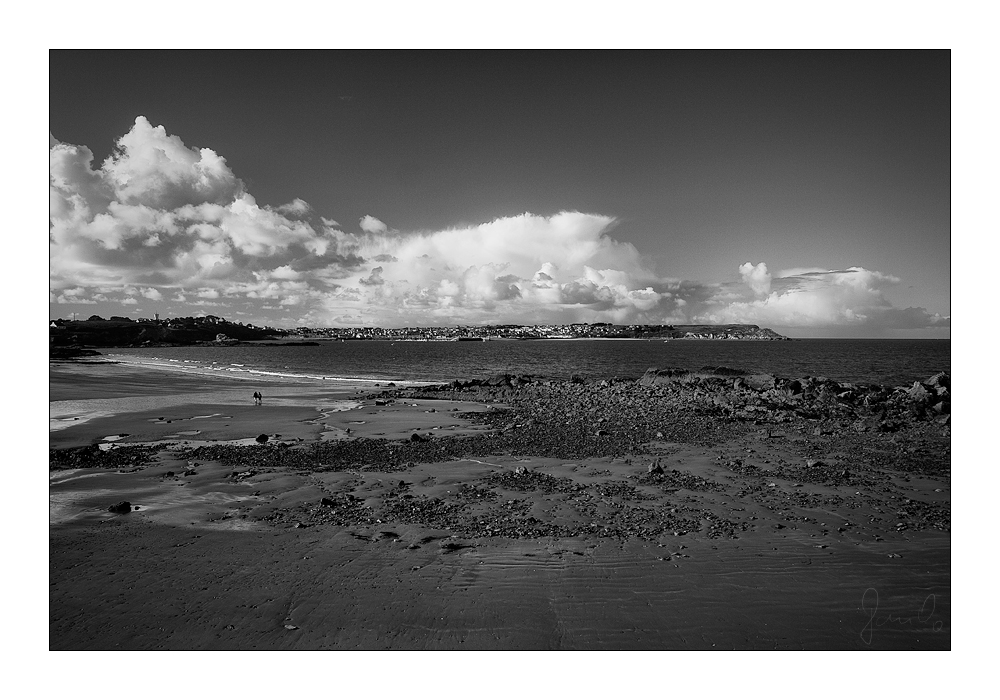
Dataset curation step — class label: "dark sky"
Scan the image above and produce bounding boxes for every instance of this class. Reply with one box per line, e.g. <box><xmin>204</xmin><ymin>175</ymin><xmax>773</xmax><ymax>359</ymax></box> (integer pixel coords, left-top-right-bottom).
<box><xmin>49</xmin><ymin>50</ymin><xmax>950</xmax><ymax>334</ymax></box>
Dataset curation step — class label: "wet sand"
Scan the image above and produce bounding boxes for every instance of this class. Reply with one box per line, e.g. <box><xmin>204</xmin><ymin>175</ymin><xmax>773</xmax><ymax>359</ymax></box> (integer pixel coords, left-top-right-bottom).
<box><xmin>49</xmin><ymin>360</ymin><xmax>951</xmax><ymax>651</ymax></box>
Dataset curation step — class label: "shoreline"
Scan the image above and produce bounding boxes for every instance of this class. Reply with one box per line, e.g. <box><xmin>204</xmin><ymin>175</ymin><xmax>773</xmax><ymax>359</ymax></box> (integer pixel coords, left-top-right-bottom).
<box><xmin>50</xmin><ymin>360</ymin><xmax>950</xmax><ymax>650</ymax></box>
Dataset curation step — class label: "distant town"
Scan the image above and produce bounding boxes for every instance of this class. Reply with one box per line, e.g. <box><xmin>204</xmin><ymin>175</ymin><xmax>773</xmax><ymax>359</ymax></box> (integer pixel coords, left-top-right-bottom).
<box><xmin>282</xmin><ymin>321</ymin><xmax>788</xmax><ymax>341</ymax></box>
<box><xmin>50</xmin><ymin>314</ymin><xmax>788</xmax><ymax>349</ymax></box>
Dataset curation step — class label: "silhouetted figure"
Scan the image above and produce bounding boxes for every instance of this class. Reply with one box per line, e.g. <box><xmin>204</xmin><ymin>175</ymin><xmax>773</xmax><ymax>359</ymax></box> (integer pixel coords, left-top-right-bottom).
<box><xmin>253</xmin><ymin>391</ymin><xmax>262</xmax><ymax>405</ymax></box>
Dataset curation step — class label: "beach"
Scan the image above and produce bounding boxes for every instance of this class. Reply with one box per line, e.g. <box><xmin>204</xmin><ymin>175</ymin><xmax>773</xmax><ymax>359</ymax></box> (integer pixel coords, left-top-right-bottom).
<box><xmin>50</xmin><ymin>358</ymin><xmax>951</xmax><ymax>650</ymax></box>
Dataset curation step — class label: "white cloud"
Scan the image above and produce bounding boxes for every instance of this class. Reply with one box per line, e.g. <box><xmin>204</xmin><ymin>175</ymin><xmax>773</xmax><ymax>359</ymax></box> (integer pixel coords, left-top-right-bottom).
<box><xmin>101</xmin><ymin>117</ymin><xmax>242</xmax><ymax>209</ymax></box>
<box><xmin>699</xmin><ymin>267</ymin><xmax>948</xmax><ymax>330</ymax></box>
<box><xmin>50</xmin><ymin>117</ymin><xmax>362</xmax><ymax>301</ymax></box>
<box><xmin>50</xmin><ymin>119</ymin><xmax>947</xmax><ymax>333</ymax></box>
<box><xmin>739</xmin><ymin>262</ymin><xmax>771</xmax><ymax>296</ymax></box>
<box><xmin>360</xmin><ymin>215</ymin><xmax>388</xmax><ymax>234</ymax></box>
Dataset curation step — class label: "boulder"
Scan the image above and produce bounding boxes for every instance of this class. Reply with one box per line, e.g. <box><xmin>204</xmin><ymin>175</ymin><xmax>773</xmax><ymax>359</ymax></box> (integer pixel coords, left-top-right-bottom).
<box><xmin>782</xmin><ymin>379</ymin><xmax>803</xmax><ymax>396</ymax></box>
<box><xmin>485</xmin><ymin>373</ymin><xmax>512</xmax><ymax>387</ymax></box>
<box><xmin>744</xmin><ymin>374</ymin><xmax>777</xmax><ymax>391</ymax></box>
<box><xmin>699</xmin><ymin>366</ymin><xmax>747</xmax><ymax>376</ymax></box>
<box><xmin>255</xmin><ymin>434</ymin><xmax>269</xmax><ymax>443</ymax></box>
<box><xmin>108</xmin><ymin>501</ymin><xmax>132</xmax><ymax>514</ymax></box>
<box><xmin>906</xmin><ymin>382</ymin><xmax>932</xmax><ymax>403</ymax></box>
<box><xmin>637</xmin><ymin>368</ymin><xmax>689</xmax><ymax>386</ymax></box>
<box><xmin>927</xmin><ymin>372</ymin><xmax>950</xmax><ymax>390</ymax></box>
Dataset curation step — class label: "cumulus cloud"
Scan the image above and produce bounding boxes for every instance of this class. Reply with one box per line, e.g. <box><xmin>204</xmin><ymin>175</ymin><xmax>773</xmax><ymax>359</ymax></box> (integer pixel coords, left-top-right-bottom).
<box><xmin>102</xmin><ymin>116</ymin><xmax>243</xmax><ymax>209</ymax></box>
<box><xmin>698</xmin><ymin>267</ymin><xmax>949</xmax><ymax>330</ymax></box>
<box><xmin>309</xmin><ymin>210</ymin><xmax>697</xmax><ymax>326</ymax></box>
<box><xmin>50</xmin><ymin>117</ymin><xmax>363</xmax><ymax>312</ymax></box>
<box><xmin>739</xmin><ymin>262</ymin><xmax>771</xmax><ymax>297</ymax></box>
<box><xmin>50</xmin><ymin>118</ymin><xmax>947</xmax><ymax>333</ymax></box>
<box><xmin>360</xmin><ymin>215</ymin><xmax>388</xmax><ymax>234</ymax></box>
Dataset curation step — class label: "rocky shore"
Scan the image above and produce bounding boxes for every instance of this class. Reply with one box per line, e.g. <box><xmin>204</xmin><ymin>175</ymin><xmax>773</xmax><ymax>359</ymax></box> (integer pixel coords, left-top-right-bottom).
<box><xmin>50</xmin><ymin>364</ymin><xmax>950</xmax><ymax>649</ymax></box>
<box><xmin>52</xmin><ymin>366</ymin><xmax>949</xmax><ymax>540</ymax></box>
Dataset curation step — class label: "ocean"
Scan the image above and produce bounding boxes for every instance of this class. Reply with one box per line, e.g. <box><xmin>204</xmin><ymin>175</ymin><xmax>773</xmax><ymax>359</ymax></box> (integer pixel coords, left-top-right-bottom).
<box><xmin>104</xmin><ymin>338</ymin><xmax>950</xmax><ymax>388</ymax></box>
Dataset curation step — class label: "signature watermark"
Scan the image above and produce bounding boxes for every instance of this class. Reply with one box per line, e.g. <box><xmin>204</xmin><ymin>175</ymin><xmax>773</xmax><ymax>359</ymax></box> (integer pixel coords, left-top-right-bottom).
<box><xmin>860</xmin><ymin>588</ymin><xmax>944</xmax><ymax>645</ymax></box>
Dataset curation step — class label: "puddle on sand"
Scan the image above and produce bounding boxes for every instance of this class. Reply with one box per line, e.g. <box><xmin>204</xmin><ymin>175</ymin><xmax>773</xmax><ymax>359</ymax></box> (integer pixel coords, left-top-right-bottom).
<box><xmin>49</xmin><ymin>488</ymin><xmax>116</xmax><ymax>524</ymax></box>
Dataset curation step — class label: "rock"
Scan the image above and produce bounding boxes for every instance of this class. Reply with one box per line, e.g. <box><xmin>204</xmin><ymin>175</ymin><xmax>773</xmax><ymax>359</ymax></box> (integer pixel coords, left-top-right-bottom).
<box><xmin>906</xmin><ymin>382</ymin><xmax>932</xmax><ymax>402</ymax></box>
<box><xmin>108</xmin><ymin>501</ymin><xmax>132</xmax><ymax>514</ymax></box>
<box><xmin>648</xmin><ymin>462</ymin><xmax>664</xmax><ymax>476</ymax></box>
<box><xmin>485</xmin><ymin>373</ymin><xmax>512</xmax><ymax>387</ymax></box>
<box><xmin>744</xmin><ymin>374</ymin><xmax>777</xmax><ymax>391</ymax></box>
<box><xmin>806</xmin><ymin>459</ymin><xmax>826</xmax><ymax>468</ymax></box>
<box><xmin>700</xmin><ymin>366</ymin><xmax>747</xmax><ymax>376</ymax></box>
<box><xmin>255</xmin><ymin>434</ymin><xmax>269</xmax><ymax>443</ymax></box>
<box><xmin>321</xmin><ymin>497</ymin><xmax>336</xmax><ymax>507</ymax></box>
<box><xmin>410</xmin><ymin>433</ymin><xmax>428</xmax><ymax>442</ymax></box>
<box><xmin>927</xmin><ymin>372</ymin><xmax>949</xmax><ymax>389</ymax></box>
<box><xmin>637</xmin><ymin>368</ymin><xmax>689</xmax><ymax>386</ymax></box>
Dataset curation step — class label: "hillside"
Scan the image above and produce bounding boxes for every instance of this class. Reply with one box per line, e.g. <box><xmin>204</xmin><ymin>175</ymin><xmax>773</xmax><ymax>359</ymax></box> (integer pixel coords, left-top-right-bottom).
<box><xmin>49</xmin><ymin>315</ymin><xmax>284</xmax><ymax>349</ymax></box>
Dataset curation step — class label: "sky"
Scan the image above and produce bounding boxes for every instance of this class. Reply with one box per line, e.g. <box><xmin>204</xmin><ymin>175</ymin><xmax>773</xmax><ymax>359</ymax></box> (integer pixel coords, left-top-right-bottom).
<box><xmin>49</xmin><ymin>50</ymin><xmax>951</xmax><ymax>337</ymax></box>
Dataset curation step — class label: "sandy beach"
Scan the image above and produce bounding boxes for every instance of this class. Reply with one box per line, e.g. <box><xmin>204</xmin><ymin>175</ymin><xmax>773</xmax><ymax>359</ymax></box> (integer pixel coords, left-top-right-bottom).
<box><xmin>50</xmin><ymin>358</ymin><xmax>950</xmax><ymax>650</ymax></box>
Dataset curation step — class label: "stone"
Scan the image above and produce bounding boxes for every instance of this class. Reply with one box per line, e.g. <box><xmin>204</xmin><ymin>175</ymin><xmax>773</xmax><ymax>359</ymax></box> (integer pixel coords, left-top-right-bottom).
<box><xmin>108</xmin><ymin>501</ymin><xmax>132</xmax><ymax>514</ymax></box>
<box><xmin>637</xmin><ymin>368</ymin><xmax>689</xmax><ymax>386</ymax></box>
<box><xmin>778</xmin><ymin>378</ymin><xmax>800</xmax><ymax>396</ymax></box>
<box><xmin>744</xmin><ymin>374</ymin><xmax>777</xmax><ymax>391</ymax></box>
<box><xmin>927</xmin><ymin>372</ymin><xmax>950</xmax><ymax>389</ymax></box>
<box><xmin>906</xmin><ymin>382</ymin><xmax>932</xmax><ymax>402</ymax></box>
<box><xmin>255</xmin><ymin>434</ymin><xmax>269</xmax><ymax>443</ymax></box>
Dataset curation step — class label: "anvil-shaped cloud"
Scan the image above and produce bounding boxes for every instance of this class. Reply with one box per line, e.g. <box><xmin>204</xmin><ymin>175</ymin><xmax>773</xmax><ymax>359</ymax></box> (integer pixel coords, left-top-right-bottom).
<box><xmin>50</xmin><ymin>118</ymin><xmax>948</xmax><ymax>333</ymax></box>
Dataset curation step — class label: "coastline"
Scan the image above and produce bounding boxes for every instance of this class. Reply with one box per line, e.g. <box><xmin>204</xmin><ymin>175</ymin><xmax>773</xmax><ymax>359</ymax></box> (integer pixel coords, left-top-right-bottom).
<box><xmin>50</xmin><ymin>358</ymin><xmax>950</xmax><ymax>650</ymax></box>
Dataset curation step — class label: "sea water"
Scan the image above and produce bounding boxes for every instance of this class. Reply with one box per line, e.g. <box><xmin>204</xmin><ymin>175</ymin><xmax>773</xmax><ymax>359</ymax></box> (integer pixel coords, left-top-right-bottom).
<box><xmin>105</xmin><ymin>338</ymin><xmax>950</xmax><ymax>388</ymax></box>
